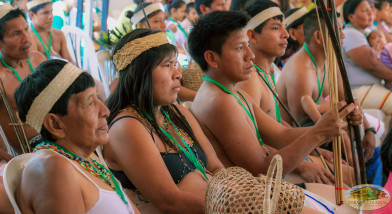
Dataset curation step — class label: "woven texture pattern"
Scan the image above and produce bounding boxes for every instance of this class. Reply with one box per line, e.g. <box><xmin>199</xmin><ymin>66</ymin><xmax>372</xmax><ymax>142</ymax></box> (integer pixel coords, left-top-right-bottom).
<box><xmin>205</xmin><ymin>156</ymin><xmax>304</xmax><ymax>214</ymax></box>
<box><xmin>182</xmin><ymin>60</ymin><xmax>204</xmax><ymax>91</ymax></box>
<box><xmin>0</xmin><ymin>3</ymin><xmax>13</xmax><ymax>20</ymax></box>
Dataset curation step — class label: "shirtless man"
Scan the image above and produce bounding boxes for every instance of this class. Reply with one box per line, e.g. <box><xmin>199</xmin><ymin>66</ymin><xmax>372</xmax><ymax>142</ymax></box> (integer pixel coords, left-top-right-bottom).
<box><xmin>0</xmin><ymin>4</ymin><xmax>46</xmax><ymax>155</ymax></box>
<box><xmin>188</xmin><ymin>8</ymin><xmax>363</xmax><ymax>191</ymax></box>
<box><xmin>28</xmin><ymin>0</ymin><xmax>73</xmax><ymax>62</ymax></box>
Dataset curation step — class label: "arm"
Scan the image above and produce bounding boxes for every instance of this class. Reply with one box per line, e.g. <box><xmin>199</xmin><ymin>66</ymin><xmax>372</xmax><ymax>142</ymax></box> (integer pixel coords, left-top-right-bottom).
<box><xmin>301</xmin><ymin>95</ymin><xmax>322</xmax><ymax>122</ymax></box>
<box><xmin>178</xmin><ymin>86</ymin><xmax>197</xmax><ymax>102</ymax></box>
<box><xmin>106</xmin><ymin>116</ymin><xmax>205</xmax><ymax>214</ymax></box>
<box><xmin>346</xmin><ymin>46</ymin><xmax>392</xmax><ymax>81</ymax></box>
<box><xmin>237</xmin><ymin>71</ymin><xmax>263</xmax><ymax>105</ymax></box>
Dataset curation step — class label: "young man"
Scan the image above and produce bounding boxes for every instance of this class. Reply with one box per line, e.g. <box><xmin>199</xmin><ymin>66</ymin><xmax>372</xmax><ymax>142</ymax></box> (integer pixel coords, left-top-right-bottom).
<box><xmin>0</xmin><ymin>3</ymin><xmax>46</xmax><ymax>155</ymax></box>
<box><xmin>28</xmin><ymin>0</ymin><xmax>73</xmax><ymax>62</ymax></box>
<box><xmin>195</xmin><ymin>0</ymin><xmax>228</xmax><ymax>15</ymax></box>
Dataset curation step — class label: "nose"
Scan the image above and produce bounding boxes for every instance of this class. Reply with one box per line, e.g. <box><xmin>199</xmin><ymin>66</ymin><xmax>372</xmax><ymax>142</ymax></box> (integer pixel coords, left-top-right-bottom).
<box><xmin>161</xmin><ymin>20</ymin><xmax>166</xmax><ymax>31</ymax></box>
<box><xmin>282</xmin><ymin>27</ymin><xmax>289</xmax><ymax>39</ymax></box>
<box><xmin>98</xmin><ymin>98</ymin><xmax>110</xmax><ymax>118</ymax></box>
<box><xmin>22</xmin><ymin>29</ymin><xmax>30</xmax><ymax>43</ymax></box>
<box><xmin>245</xmin><ymin>45</ymin><xmax>255</xmax><ymax>62</ymax></box>
<box><xmin>173</xmin><ymin>65</ymin><xmax>182</xmax><ymax>81</ymax></box>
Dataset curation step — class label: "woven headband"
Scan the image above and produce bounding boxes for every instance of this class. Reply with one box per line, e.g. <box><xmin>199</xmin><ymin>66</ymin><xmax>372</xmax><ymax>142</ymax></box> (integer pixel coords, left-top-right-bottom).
<box><xmin>113</xmin><ymin>32</ymin><xmax>169</xmax><ymax>71</ymax></box>
<box><xmin>0</xmin><ymin>3</ymin><xmax>14</xmax><ymax>20</ymax></box>
<box><xmin>131</xmin><ymin>3</ymin><xmax>164</xmax><ymax>25</ymax></box>
<box><xmin>285</xmin><ymin>7</ymin><xmax>309</xmax><ymax>28</ymax></box>
<box><xmin>26</xmin><ymin>63</ymin><xmax>83</xmax><ymax>133</ymax></box>
<box><xmin>26</xmin><ymin>0</ymin><xmax>51</xmax><ymax>11</ymax></box>
<box><xmin>245</xmin><ymin>7</ymin><xmax>283</xmax><ymax>31</ymax></box>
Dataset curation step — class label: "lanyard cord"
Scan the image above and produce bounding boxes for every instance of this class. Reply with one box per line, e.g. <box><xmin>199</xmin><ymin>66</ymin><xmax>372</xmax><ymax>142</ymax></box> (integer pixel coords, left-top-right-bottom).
<box><xmin>303</xmin><ymin>44</ymin><xmax>326</xmax><ymax>103</ymax></box>
<box><xmin>253</xmin><ymin>62</ymin><xmax>282</xmax><ymax>123</ymax></box>
<box><xmin>202</xmin><ymin>76</ymin><xmax>264</xmax><ymax>145</ymax></box>
<box><xmin>346</xmin><ymin>23</ymin><xmax>368</xmax><ymax>37</ymax></box>
<box><xmin>169</xmin><ymin>17</ymin><xmax>188</xmax><ymax>39</ymax></box>
<box><xmin>31</xmin><ymin>25</ymin><xmax>52</xmax><ymax>59</ymax></box>
<box><xmin>0</xmin><ymin>55</ymin><xmax>33</xmax><ymax>82</ymax></box>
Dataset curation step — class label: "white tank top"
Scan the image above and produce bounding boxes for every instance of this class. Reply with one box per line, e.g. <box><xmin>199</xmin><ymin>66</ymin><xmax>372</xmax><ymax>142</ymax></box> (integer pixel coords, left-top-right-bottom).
<box><xmin>55</xmin><ymin>151</ymin><xmax>135</xmax><ymax>214</ymax></box>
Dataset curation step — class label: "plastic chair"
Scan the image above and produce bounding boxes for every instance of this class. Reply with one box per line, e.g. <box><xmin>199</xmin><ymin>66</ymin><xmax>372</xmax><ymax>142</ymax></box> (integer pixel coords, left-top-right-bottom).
<box><xmin>97</xmin><ymin>50</ymin><xmax>117</xmax><ymax>89</ymax></box>
<box><xmin>61</xmin><ymin>26</ymin><xmax>110</xmax><ymax>97</ymax></box>
<box><xmin>3</xmin><ymin>153</ymin><xmax>34</xmax><ymax>214</ymax></box>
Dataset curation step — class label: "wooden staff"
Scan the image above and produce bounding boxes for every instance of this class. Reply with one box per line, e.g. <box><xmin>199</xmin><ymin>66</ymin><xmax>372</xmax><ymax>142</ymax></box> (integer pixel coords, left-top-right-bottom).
<box><xmin>137</xmin><ymin>0</ymin><xmax>151</xmax><ymax>29</ymax></box>
<box><xmin>315</xmin><ymin>0</ymin><xmax>366</xmax><ymax>185</ymax></box>
<box><xmin>0</xmin><ymin>124</ymin><xmax>17</xmax><ymax>157</ymax></box>
<box><xmin>0</xmin><ymin>78</ymin><xmax>31</xmax><ymax>154</ymax></box>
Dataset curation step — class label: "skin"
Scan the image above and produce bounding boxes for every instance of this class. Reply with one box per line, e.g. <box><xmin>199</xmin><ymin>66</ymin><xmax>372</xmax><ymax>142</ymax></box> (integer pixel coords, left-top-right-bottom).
<box><xmin>139</xmin><ymin>11</ymin><xmax>167</xmax><ymax>38</ymax></box>
<box><xmin>288</xmin><ymin>23</ymin><xmax>305</xmax><ymax>47</ymax></box>
<box><xmin>104</xmin><ymin>54</ymin><xmax>223</xmax><ymax>214</ymax></box>
<box><xmin>190</xmin><ymin>28</ymin><xmax>358</xmax><ymax>212</ymax></box>
<box><xmin>374</xmin><ymin>2</ymin><xmax>392</xmax><ymax>42</ymax></box>
<box><xmin>0</xmin><ymin>15</ymin><xmax>46</xmax><ymax>155</ymax></box>
<box><xmin>345</xmin><ymin>1</ymin><xmax>392</xmax><ymax>82</ymax></box>
<box><xmin>29</xmin><ymin>3</ymin><xmax>73</xmax><ymax>62</ymax></box>
<box><xmin>16</xmin><ymin>87</ymin><xmax>139</xmax><ymax>214</ymax></box>
<box><xmin>367</xmin><ymin>30</ymin><xmax>386</xmax><ymax>52</ymax></box>
<box><xmin>186</xmin><ymin>8</ymin><xmax>198</xmax><ymax>24</ymax></box>
<box><xmin>199</xmin><ymin>0</ymin><xmax>228</xmax><ymax>14</ymax></box>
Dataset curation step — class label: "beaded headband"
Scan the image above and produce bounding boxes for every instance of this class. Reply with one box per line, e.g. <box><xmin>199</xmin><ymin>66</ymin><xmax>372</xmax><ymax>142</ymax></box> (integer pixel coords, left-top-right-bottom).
<box><xmin>113</xmin><ymin>32</ymin><xmax>169</xmax><ymax>71</ymax></box>
<box><xmin>26</xmin><ymin>63</ymin><xmax>83</xmax><ymax>133</ymax></box>
<box><xmin>0</xmin><ymin>3</ymin><xmax>14</xmax><ymax>20</ymax></box>
<box><xmin>245</xmin><ymin>7</ymin><xmax>283</xmax><ymax>31</ymax></box>
<box><xmin>131</xmin><ymin>3</ymin><xmax>165</xmax><ymax>25</ymax></box>
<box><xmin>26</xmin><ymin>0</ymin><xmax>51</xmax><ymax>11</ymax></box>
<box><xmin>285</xmin><ymin>7</ymin><xmax>309</xmax><ymax>28</ymax></box>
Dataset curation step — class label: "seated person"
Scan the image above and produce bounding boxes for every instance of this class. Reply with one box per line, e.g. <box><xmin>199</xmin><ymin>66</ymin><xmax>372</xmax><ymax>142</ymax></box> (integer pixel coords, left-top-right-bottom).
<box><xmin>189</xmin><ymin>10</ymin><xmax>359</xmax><ymax>213</ymax></box>
<box><xmin>167</xmin><ymin>0</ymin><xmax>187</xmax><ymax>50</ymax></box>
<box><xmin>13</xmin><ymin>59</ymin><xmax>139</xmax><ymax>213</ymax></box>
<box><xmin>27</xmin><ymin>0</ymin><xmax>73</xmax><ymax>62</ymax></box>
<box><xmin>104</xmin><ymin>29</ymin><xmax>224</xmax><ymax>213</ymax></box>
<box><xmin>342</xmin><ymin>0</ymin><xmax>392</xmax><ymax>115</ymax></box>
<box><xmin>180</xmin><ymin>2</ymin><xmax>198</xmax><ymax>33</ymax></box>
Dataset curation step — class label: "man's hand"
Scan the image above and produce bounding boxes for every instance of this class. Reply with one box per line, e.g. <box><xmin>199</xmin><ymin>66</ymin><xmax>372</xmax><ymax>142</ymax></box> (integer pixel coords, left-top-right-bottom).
<box><xmin>317</xmin><ymin>148</ymin><xmax>334</xmax><ymax>163</ymax></box>
<box><xmin>363</xmin><ymin>131</ymin><xmax>376</xmax><ymax>162</ymax></box>
<box><xmin>297</xmin><ymin>162</ymin><xmax>335</xmax><ymax>185</ymax></box>
<box><xmin>347</xmin><ymin>100</ymin><xmax>363</xmax><ymax>126</ymax></box>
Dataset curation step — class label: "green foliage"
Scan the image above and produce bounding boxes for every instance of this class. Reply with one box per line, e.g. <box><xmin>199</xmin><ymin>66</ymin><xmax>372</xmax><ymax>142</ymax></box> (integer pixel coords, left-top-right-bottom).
<box><xmin>95</xmin><ymin>24</ymin><xmax>132</xmax><ymax>49</ymax></box>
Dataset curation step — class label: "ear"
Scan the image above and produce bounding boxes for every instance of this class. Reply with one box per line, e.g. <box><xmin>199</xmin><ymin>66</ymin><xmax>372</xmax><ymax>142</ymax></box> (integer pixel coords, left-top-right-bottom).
<box><xmin>29</xmin><ymin>11</ymin><xmax>35</xmax><ymax>19</ymax></box>
<box><xmin>42</xmin><ymin>113</ymin><xmax>66</xmax><ymax>140</ymax></box>
<box><xmin>289</xmin><ymin>28</ymin><xmax>297</xmax><ymax>41</ymax></box>
<box><xmin>170</xmin><ymin>7</ymin><xmax>176</xmax><ymax>14</ymax></box>
<box><xmin>247</xmin><ymin>29</ymin><xmax>258</xmax><ymax>44</ymax></box>
<box><xmin>200</xmin><ymin>4</ymin><xmax>210</xmax><ymax>14</ymax></box>
<box><xmin>314</xmin><ymin>30</ymin><xmax>324</xmax><ymax>46</ymax></box>
<box><xmin>348</xmin><ymin>13</ymin><xmax>355</xmax><ymax>24</ymax></box>
<box><xmin>204</xmin><ymin>50</ymin><xmax>219</xmax><ymax>70</ymax></box>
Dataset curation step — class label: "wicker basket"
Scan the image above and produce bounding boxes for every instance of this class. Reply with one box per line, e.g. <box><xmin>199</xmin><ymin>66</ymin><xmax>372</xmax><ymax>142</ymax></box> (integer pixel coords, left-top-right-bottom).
<box><xmin>182</xmin><ymin>60</ymin><xmax>204</xmax><ymax>91</ymax></box>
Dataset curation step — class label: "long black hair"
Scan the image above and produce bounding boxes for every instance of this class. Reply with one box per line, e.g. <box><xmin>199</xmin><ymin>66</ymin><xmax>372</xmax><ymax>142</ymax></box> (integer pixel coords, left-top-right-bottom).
<box><xmin>106</xmin><ymin>29</ymin><xmax>199</xmax><ymax>151</ymax></box>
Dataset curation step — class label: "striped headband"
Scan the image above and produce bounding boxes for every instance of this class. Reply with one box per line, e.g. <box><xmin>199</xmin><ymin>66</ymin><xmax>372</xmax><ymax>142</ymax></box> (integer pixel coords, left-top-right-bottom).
<box><xmin>285</xmin><ymin>7</ymin><xmax>309</xmax><ymax>28</ymax></box>
<box><xmin>245</xmin><ymin>7</ymin><xmax>283</xmax><ymax>31</ymax></box>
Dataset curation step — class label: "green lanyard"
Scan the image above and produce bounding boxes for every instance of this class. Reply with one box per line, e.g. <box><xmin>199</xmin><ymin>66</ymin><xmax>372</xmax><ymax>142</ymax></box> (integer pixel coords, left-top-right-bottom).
<box><xmin>0</xmin><ymin>55</ymin><xmax>33</xmax><ymax>82</ymax></box>
<box><xmin>202</xmin><ymin>76</ymin><xmax>264</xmax><ymax>145</ymax></box>
<box><xmin>253</xmin><ymin>62</ymin><xmax>281</xmax><ymax>123</ymax></box>
<box><xmin>31</xmin><ymin>24</ymin><xmax>52</xmax><ymax>59</ymax></box>
<box><xmin>346</xmin><ymin>23</ymin><xmax>368</xmax><ymax>37</ymax></box>
<box><xmin>169</xmin><ymin>17</ymin><xmax>188</xmax><ymax>39</ymax></box>
<box><xmin>145</xmin><ymin>108</ymin><xmax>209</xmax><ymax>180</ymax></box>
<box><xmin>303</xmin><ymin>44</ymin><xmax>326</xmax><ymax>103</ymax></box>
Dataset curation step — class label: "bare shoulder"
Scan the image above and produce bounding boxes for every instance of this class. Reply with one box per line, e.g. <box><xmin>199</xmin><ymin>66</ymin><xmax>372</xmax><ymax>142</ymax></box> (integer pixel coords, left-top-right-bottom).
<box><xmin>51</xmin><ymin>29</ymin><xmax>66</xmax><ymax>39</ymax></box>
<box><xmin>28</xmin><ymin>51</ymin><xmax>47</xmax><ymax>67</ymax></box>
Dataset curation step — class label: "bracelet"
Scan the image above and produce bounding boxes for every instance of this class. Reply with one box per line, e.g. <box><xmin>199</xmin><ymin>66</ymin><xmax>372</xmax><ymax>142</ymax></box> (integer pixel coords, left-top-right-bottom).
<box><xmin>365</xmin><ymin>127</ymin><xmax>377</xmax><ymax>134</ymax></box>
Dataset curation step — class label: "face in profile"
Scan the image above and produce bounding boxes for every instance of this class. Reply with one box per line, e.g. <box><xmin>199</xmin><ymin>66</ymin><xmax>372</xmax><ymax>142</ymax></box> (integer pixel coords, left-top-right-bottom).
<box><xmin>141</xmin><ymin>11</ymin><xmax>166</xmax><ymax>32</ymax></box>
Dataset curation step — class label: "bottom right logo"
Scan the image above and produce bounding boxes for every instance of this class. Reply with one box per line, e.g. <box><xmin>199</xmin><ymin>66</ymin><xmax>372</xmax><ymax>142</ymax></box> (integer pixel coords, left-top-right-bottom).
<box><xmin>344</xmin><ymin>184</ymin><xmax>391</xmax><ymax>211</ymax></box>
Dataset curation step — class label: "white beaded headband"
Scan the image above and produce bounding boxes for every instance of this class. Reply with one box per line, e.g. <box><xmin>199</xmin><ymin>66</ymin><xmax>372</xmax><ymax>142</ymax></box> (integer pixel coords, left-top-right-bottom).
<box><xmin>285</xmin><ymin>7</ymin><xmax>309</xmax><ymax>28</ymax></box>
<box><xmin>131</xmin><ymin>3</ymin><xmax>165</xmax><ymax>25</ymax></box>
<box><xmin>26</xmin><ymin>0</ymin><xmax>51</xmax><ymax>11</ymax></box>
<box><xmin>0</xmin><ymin>3</ymin><xmax>14</xmax><ymax>20</ymax></box>
<box><xmin>245</xmin><ymin>7</ymin><xmax>283</xmax><ymax>31</ymax></box>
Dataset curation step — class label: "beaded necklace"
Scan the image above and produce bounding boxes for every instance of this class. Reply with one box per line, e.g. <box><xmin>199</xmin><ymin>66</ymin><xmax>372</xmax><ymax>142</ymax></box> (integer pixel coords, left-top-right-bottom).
<box><xmin>34</xmin><ymin>141</ymin><xmax>128</xmax><ymax>205</ymax></box>
<box><xmin>0</xmin><ymin>55</ymin><xmax>34</xmax><ymax>83</ymax></box>
<box><xmin>31</xmin><ymin>24</ymin><xmax>52</xmax><ymax>59</ymax></box>
<box><xmin>253</xmin><ymin>62</ymin><xmax>282</xmax><ymax>123</ymax></box>
<box><xmin>303</xmin><ymin>44</ymin><xmax>326</xmax><ymax>103</ymax></box>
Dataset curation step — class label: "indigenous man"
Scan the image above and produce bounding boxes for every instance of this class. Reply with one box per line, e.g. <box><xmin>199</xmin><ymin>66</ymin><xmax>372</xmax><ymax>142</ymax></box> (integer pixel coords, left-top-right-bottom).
<box><xmin>188</xmin><ymin>10</ymin><xmax>361</xmax><ymax>209</ymax></box>
<box><xmin>28</xmin><ymin>0</ymin><xmax>73</xmax><ymax>62</ymax></box>
<box><xmin>0</xmin><ymin>3</ymin><xmax>46</xmax><ymax>155</ymax></box>
<box><xmin>278</xmin><ymin>9</ymin><xmax>382</xmax><ymax>185</ymax></box>
<box><xmin>195</xmin><ymin>0</ymin><xmax>228</xmax><ymax>15</ymax></box>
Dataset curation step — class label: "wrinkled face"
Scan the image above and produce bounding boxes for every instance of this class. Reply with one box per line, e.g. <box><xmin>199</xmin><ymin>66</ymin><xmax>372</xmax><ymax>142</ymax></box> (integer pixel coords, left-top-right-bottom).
<box><xmin>252</xmin><ymin>18</ymin><xmax>289</xmax><ymax>58</ymax></box>
<box><xmin>0</xmin><ymin>16</ymin><xmax>31</xmax><ymax>60</ymax></box>
<box><xmin>210</xmin><ymin>0</ymin><xmax>228</xmax><ymax>12</ymax></box>
<box><xmin>187</xmin><ymin>8</ymin><xmax>199</xmax><ymax>24</ymax></box>
<box><xmin>146</xmin><ymin>11</ymin><xmax>166</xmax><ymax>32</ymax></box>
<box><xmin>152</xmin><ymin>53</ymin><xmax>182</xmax><ymax>105</ymax></box>
<box><xmin>173</xmin><ymin>4</ymin><xmax>187</xmax><ymax>22</ymax></box>
<box><xmin>30</xmin><ymin>3</ymin><xmax>53</xmax><ymax>29</ymax></box>
<box><xmin>59</xmin><ymin>87</ymin><xmax>110</xmax><ymax>148</ymax></box>
<box><xmin>349</xmin><ymin>1</ymin><xmax>373</xmax><ymax>29</ymax></box>
<box><xmin>368</xmin><ymin>30</ymin><xmax>386</xmax><ymax>51</ymax></box>
<box><xmin>215</xmin><ymin>29</ymin><xmax>255</xmax><ymax>82</ymax></box>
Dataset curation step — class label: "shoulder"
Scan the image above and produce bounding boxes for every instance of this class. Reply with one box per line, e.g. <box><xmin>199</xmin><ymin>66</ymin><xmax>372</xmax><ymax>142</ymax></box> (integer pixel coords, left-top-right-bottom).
<box><xmin>28</xmin><ymin>51</ymin><xmax>47</xmax><ymax>67</ymax></box>
<box><xmin>51</xmin><ymin>29</ymin><xmax>66</xmax><ymax>38</ymax></box>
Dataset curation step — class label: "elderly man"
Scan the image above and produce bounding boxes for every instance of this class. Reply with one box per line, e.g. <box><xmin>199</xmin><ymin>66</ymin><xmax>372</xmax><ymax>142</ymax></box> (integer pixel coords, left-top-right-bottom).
<box><xmin>0</xmin><ymin>3</ymin><xmax>46</xmax><ymax>156</ymax></box>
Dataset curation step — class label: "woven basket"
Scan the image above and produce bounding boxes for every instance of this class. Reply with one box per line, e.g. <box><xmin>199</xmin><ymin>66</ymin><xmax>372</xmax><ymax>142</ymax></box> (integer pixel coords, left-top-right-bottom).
<box><xmin>205</xmin><ymin>155</ymin><xmax>305</xmax><ymax>214</ymax></box>
<box><xmin>182</xmin><ymin>60</ymin><xmax>204</xmax><ymax>91</ymax></box>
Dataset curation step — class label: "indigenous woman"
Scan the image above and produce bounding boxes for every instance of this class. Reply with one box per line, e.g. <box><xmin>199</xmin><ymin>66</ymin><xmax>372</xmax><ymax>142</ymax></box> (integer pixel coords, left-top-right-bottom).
<box><xmin>13</xmin><ymin>60</ymin><xmax>139</xmax><ymax>213</ymax></box>
<box><xmin>104</xmin><ymin>29</ymin><xmax>224</xmax><ymax>213</ymax></box>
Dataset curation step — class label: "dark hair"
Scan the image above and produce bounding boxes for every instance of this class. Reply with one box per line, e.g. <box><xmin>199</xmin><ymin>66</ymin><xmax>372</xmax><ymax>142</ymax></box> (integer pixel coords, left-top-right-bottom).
<box><xmin>195</xmin><ymin>0</ymin><xmax>213</xmax><ymax>15</ymax></box>
<box><xmin>279</xmin><ymin>0</ymin><xmax>291</xmax><ymax>13</ymax></box>
<box><xmin>128</xmin><ymin>3</ymin><xmax>162</xmax><ymax>25</ymax></box>
<box><xmin>188</xmin><ymin>10</ymin><xmax>249</xmax><ymax>71</ymax></box>
<box><xmin>303</xmin><ymin>8</ymin><xmax>325</xmax><ymax>45</ymax></box>
<box><xmin>186</xmin><ymin>2</ymin><xmax>195</xmax><ymax>13</ymax></box>
<box><xmin>382</xmin><ymin>128</ymin><xmax>392</xmax><ymax>177</ymax></box>
<box><xmin>343</xmin><ymin>0</ymin><xmax>364</xmax><ymax>23</ymax></box>
<box><xmin>229</xmin><ymin>0</ymin><xmax>252</xmax><ymax>11</ymax></box>
<box><xmin>14</xmin><ymin>59</ymin><xmax>95</xmax><ymax>142</ymax></box>
<box><xmin>374</xmin><ymin>0</ymin><xmax>390</xmax><ymax>10</ymax></box>
<box><xmin>29</xmin><ymin>2</ymin><xmax>51</xmax><ymax>13</ymax></box>
<box><xmin>106</xmin><ymin>29</ymin><xmax>200</xmax><ymax>152</ymax></box>
<box><xmin>244</xmin><ymin>0</ymin><xmax>283</xmax><ymax>34</ymax></box>
<box><xmin>169</xmin><ymin>0</ymin><xmax>186</xmax><ymax>13</ymax></box>
<box><xmin>0</xmin><ymin>8</ymin><xmax>26</xmax><ymax>41</ymax></box>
